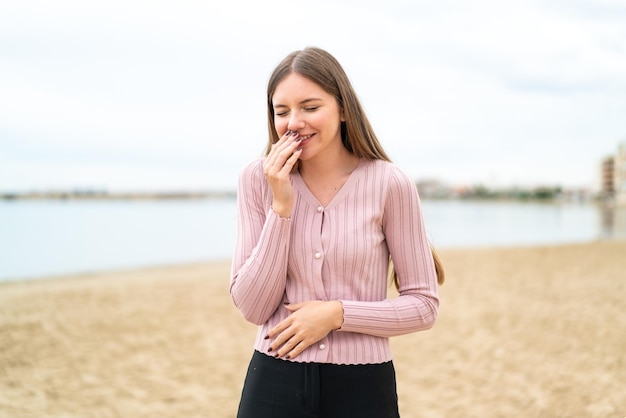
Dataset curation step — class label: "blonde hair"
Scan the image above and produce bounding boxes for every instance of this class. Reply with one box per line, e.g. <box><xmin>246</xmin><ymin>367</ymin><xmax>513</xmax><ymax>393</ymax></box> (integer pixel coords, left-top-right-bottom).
<box><xmin>266</xmin><ymin>47</ymin><xmax>444</xmax><ymax>285</ymax></box>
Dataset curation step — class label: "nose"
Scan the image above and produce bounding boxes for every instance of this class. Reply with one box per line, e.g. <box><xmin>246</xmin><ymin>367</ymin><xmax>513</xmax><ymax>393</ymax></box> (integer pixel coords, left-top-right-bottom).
<box><xmin>287</xmin><ymin>112</ymin><xmax>305</xmax><ymax>132</ymax></box>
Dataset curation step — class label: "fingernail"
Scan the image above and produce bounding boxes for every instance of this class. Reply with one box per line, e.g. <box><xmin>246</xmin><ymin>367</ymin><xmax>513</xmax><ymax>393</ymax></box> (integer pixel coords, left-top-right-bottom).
<box><xmin>264</xmin><ymin>335</ymin><xmax>269</xmax><ymax>340</ymax></box>
<box><xmin>295</xmin><ymin>137</ymin><xmax>302</xmax><ymax>142</ymax></box>
<box><xmin>285</xmin><ymin>130</ymin><xmax>291</xmax><ymax>136</ymax></box>
<box><xmin>285</xmin><ymin>355</ymin><xmax>290</xmax><ymax>359</ymax></box>
<box><xmin>291</xmin><ymin>132</ymin><xmax>298</xmax><ymax>137</ymax></box>
<box><xmin>274</xmin><ymin>354</ymin><xmax>279</xmax><ymax>358</ymax></box>
<box><xmin>268</xmin><ymin>347</ymin><xmax>272</xmax><ymax>352</ymax></box>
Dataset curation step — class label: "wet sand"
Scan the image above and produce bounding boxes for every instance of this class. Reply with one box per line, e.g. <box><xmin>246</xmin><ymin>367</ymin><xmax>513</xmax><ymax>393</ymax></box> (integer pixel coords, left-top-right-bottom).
<box><xmin>1</xmin><ymin>241</ymin><xmax>624</xmax><ymax>417</ymax></box>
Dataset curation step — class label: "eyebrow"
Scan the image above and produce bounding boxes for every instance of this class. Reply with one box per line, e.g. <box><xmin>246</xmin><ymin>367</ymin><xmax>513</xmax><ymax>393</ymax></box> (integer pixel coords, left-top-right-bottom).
<box><xmin>273</xmin><ymin>98</ymin><xmax>324</xmax><ymax>108</ymax></box>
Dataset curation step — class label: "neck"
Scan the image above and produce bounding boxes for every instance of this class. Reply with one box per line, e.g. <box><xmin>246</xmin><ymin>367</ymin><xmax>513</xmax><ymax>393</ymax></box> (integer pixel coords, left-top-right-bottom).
<box><xmin>299</xmin><ymin>147</ymin><xmax>359</xmax><ymax>179</ymax></box>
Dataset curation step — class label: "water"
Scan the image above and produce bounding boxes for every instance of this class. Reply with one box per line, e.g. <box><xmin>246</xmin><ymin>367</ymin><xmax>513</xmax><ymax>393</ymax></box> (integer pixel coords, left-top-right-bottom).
<box><xmin>420</xmin><ymin>200</ymin><xmax>624</xmax><ymax>248</ymax></box>
<box><xmin>0</xmin><ymin>199</ymin><xmax>237</xmax><ymax>281</ymax></box>
<box><xmin>1</xmin><ymin>198</ymin><xmax>625</xmax><ymax>282</ymax></box>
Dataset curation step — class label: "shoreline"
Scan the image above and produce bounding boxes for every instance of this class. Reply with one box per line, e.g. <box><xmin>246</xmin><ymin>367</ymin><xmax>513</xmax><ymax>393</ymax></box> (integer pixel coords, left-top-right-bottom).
<box><xmin>0</xmin><ymin>258</ymin><xmax>234</xmax><ymax>286</ymax></box>
<box><xmin>2</xmin><ymin>238</ymin><xmax>625</xmax><ymax>285</ymax></box>
<box><xmin>1</xmin><ymin>241</ymin><xmax>624</xmax><ymax>417</ymax></box>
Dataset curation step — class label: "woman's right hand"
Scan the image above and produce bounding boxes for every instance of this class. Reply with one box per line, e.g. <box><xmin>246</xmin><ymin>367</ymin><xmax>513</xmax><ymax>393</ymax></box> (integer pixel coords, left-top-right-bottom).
<box><xmin>263</xmin><ymin>131</ymin><xmax>302</xmax><ymax>218</ymax></box>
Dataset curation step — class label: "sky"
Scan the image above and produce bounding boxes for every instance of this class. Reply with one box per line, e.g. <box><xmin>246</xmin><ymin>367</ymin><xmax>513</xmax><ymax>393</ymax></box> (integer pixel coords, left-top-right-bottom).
<box><xmin>1</xmin><ymin>0</ymin><xmax>626</xmax><ymax>193</ymax></box>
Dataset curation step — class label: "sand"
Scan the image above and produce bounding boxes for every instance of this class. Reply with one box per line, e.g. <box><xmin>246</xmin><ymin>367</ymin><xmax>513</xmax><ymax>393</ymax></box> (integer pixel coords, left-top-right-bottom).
<box><xmin>1</xmin><ymin>241</ymin><xmax>624</xmax><ymax>418</ymax></box>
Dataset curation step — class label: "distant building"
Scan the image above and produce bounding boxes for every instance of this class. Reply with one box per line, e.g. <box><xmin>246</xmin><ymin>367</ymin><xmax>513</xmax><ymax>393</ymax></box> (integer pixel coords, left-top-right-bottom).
<box><xmin>416</xmin><ymin>179</ymin><xmax>453</xmax><ymax>199</ymax></box>
<box><xmin>600</xmin><ymin>156</ymin><xmax>615</xmax><ymax>197</ymax></box>
<box><xmin>615</xmin><ymin>141</ymin><xmax>626</xmax><ymax>207</ymax></box>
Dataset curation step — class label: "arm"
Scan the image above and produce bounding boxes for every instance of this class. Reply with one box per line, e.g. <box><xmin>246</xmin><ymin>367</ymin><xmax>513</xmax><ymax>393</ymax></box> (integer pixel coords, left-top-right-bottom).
<box><xmin>230</xmin><ymin>132</ymin><xmax>302</xmax><ymax>324</ymax></box>
<box><xmin>339</xmin><ymin>166</ymin><xmax>439</xmax><ymax>337</ymax></box>
<box><xmin>229</xmin><ymin>160</ymin><xmax>292</xmax><ymax>325</ymax></box>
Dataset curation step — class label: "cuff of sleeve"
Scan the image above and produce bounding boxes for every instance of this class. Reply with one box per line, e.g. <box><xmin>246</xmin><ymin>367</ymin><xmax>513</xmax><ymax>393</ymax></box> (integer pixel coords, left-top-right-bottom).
<box><xmin>270</xmin><ymin>206</ymin><xmax>292</xmax><ymax>220</ymax></box>
<box><xmin>336</xmin><ymin>300</ymin><xmax>365</xmax><ymax>333</ymax></box>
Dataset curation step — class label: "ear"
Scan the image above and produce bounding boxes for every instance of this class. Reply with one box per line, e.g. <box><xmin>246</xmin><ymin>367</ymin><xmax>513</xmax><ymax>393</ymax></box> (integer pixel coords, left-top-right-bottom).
<box><xmin>340</xmin><ymin>107</ymin><xmax>346</xmax><ymax>122</ymax></box>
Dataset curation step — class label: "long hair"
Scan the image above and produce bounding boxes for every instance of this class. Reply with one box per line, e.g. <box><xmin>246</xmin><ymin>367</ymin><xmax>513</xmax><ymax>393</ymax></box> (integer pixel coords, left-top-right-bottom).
<box><xmin>265</xmin><ymin>47</ymin><xmax>444</xmax><ymax>286</ymax></box>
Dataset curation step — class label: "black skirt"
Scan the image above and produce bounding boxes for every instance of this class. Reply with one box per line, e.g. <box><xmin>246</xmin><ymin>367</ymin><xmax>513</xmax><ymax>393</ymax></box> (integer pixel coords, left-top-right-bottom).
<box><xmin>236</xmin><ymin>350</ymin><xmax>400</xmax><ymax>418</ymax></box>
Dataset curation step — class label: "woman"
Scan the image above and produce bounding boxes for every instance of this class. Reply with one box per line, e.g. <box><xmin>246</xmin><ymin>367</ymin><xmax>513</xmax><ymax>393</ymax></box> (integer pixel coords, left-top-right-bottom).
<box><xmin>230</xmin><ymin>47</ymin><xmax>444</xmax><ymax>418</ymax></box>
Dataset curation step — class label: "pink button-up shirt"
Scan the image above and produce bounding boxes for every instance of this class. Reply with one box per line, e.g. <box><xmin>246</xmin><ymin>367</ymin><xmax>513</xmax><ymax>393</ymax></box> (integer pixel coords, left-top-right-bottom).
<box><xmin>230</xmin><ymin>158</ymin><xmax>439</xmax><ymax>365</ymax></box>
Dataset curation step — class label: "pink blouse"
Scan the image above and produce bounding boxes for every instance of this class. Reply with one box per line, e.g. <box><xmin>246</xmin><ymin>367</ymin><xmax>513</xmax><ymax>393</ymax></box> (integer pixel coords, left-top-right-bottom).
<box><xmin>230</xmin><ymin>158</ymin><xmax>439</xmax><ymax>365</ymax></box>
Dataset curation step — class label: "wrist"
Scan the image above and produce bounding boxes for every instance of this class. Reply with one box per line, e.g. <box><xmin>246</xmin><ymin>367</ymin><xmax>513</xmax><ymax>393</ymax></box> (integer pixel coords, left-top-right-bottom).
<box><xmin>271</xmin><ymin>202</ymin><xmax>292</xmax><ymax>219</ymax></box>
<box><xmin>332</xmin><ymin>301</ymin><xmax>344</xmax><ymax>330</ymax></box>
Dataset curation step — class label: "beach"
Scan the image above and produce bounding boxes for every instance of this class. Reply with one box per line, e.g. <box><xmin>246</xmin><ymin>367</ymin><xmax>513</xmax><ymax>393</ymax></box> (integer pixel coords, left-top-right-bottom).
<box><xmin>1</xmin><ymin>241</ymin><xmax>624</xmax><ymax>418</ymax></box>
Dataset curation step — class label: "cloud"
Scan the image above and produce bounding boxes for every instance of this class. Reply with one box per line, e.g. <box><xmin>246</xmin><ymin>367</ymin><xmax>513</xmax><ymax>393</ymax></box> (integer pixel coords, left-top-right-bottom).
<box><xmin>1</xmin><ymin>0</ymin><xmax>625</xmax><ymax>191</ymax></box>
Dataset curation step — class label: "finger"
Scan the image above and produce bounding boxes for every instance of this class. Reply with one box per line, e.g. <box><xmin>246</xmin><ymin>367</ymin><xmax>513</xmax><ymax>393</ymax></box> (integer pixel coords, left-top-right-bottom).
<box><xmin>266</xmin><ymin>317</ymin><xmax>291</xmax><ymax>339</ymax></box>
<box><xmin>285</xmin><ymin>340</ymin><xmax>309</xmax><ymax>359</ymax></box>
<box><xmin>278</xmin><ymin>148</ymin><xmax>302</xmax><ymax>174</ymax></box>
<box><xmin>266</xmin><ymin>133</ymin><xmax>299</xmax><ymax>168</ymax></box>
<box><xmin>266</xmin><ymin>130</ymin><xmax>293</xmax><ymax>157</ymax></box>
<box><xmin>283</xmin><ymin>340</ymin><xmax>305</xmax><ymax>359</ymax></box>
<box><xmin>279</xmin><ymin>130</ymin><xmax>292</xmax><ymax>142</ymax></box>
<box><xmin>271</xmin><ymin>131</ymin><xmax>296</xmax><ymax>152</ymax></box>
<box><xmin>275</xmin><ymin>134</ymin><xmax>300</xmax><ymax>159</ymax></box>
<box><xmin>280</xmin><ymin>151</ymin><xmax>302</xmax><ymax>176</ymax></box>
<box><xmin>283</xmin><ymin>302</ymin><xmax>302</xmax><ymax>312</ymax></box>
<box><xmin>269</xmin><ymin>328</ymin><xmax>297</xmax><ymax>354</ymax></box>
<box><xmin>274</xmin><ymin>332</ymin><xmax>304</xmax><ymax>358</ymax></box>
<box><xmin>275</xmin><ymin>129</ymin><xmax>292</xmax><ymax>143</ymax></box>
<box><xmin>263</xmin><ymin>154</ymin><xmax>287</xmax><ymax>180</ymax></box>
<box><xmin>267</xmin><ymin>141</ymin><xmax>301</xmax><ymax>177</ymax></box>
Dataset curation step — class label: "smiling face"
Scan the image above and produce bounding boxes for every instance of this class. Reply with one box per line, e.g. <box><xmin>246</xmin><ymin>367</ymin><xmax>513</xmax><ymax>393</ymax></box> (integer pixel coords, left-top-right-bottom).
<box><xmin>271</xmin><ymin>72</ymin><xmax>346</xmax><ymax>162</ymax></box>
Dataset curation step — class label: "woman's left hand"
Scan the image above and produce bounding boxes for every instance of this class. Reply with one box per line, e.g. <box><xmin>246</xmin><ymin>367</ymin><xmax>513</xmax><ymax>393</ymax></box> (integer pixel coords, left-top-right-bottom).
<box><xmin>266</xmin><ymin>300</ymin><xmax>344</xmax><ymax>360</ymax></box>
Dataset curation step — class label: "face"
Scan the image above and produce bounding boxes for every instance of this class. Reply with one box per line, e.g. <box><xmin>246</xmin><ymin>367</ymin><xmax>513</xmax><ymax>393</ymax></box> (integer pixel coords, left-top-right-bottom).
<box><xmin>272</xmin><ymin>72</ymin><xmax>345</xmax><ymax>162</ymax></box>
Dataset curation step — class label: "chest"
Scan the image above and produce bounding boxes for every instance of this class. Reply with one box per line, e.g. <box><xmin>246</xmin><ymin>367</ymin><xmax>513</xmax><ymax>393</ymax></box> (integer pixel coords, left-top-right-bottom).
<box><xmin>300</xmin><ymin>175</ymin><xmax>351</xmax><ymax>207</ymax></box>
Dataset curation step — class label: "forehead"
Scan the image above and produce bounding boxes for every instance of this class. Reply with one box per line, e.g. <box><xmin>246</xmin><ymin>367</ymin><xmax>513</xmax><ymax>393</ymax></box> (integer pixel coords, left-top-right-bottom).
<box><xmin>272</xmin><ymin>73</ymin><xmax>333</xmax><ymax>104</ymax></box>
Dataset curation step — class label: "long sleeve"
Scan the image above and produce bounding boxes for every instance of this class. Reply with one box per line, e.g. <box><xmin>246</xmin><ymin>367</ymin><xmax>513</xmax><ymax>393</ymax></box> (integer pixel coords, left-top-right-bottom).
<box><xmin>229</xmin><ymin>159</ymin><xmax>291</xmax><ymax>325</ymax></box>
<box><xmin>338</xmin><ymin>165</ymin><xmax>439</xmax><ymax>337</ymax></box>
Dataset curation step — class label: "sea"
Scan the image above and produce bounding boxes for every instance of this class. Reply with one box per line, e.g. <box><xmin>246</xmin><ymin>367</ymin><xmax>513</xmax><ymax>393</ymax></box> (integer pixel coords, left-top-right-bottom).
<box><xmin>1</xmin><ymin>198</ymin><xmax>625</xmax><ymax>282</ymax></box>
